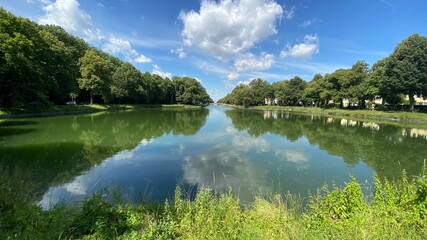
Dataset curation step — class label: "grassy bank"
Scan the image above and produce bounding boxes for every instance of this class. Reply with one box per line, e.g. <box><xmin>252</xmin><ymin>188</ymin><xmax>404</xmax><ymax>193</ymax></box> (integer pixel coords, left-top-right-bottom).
<box><xmin>239</xmin><ymin>105</ymin><xmax>427</xmax><ymax>128</ymax></box>
<box><xmin>253</xmin><ymin>105</ymin><xmax>427</xmax><ymax>122</ymax></box>
<box><xmin>0</xmin><ymin>104</ymin><xmax>202</xmax><ymax>118</ymax></box>
<box><xmin>1</xmin><ymin>166</ymin><xmax>426</xmax><ymax>239</ymax></box>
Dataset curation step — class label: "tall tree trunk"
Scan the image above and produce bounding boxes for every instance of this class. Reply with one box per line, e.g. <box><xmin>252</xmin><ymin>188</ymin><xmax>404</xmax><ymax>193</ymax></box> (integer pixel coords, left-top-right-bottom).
<box><xmin>90</xmin><ymin>94</ymin><xmax>93</xmax><ymax>105</ymax></box>
<box><xmin>409</xmin><ymin>94</ymin><xmax>415</xmax><ymax>111</ymax></box>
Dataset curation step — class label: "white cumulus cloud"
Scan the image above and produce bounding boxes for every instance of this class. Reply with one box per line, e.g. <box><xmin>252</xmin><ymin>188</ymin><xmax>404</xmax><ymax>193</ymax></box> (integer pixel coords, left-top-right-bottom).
<box><xmin>228</xmin><ymin>72</ymin><xmax>240</xmax><ymax>81</ymax></box>
<box><xmin>237</xmin><ymin>80</ymin><xmax>251</xmax><ymax>86</ymax></box>
<box><xmin>283</xmin><ymin>5</ymin><xmax>295</xmax><ymax>19</ymax></box>
<box><xmin>171</xmin><ymin>48</ymin><xmax>187</xmax><ymax>59</ymax></box>
<box><xmin>179</xmin><ymin>0</ymin><xmax>283</xmax><ymax>60</ymax></box>
<box><xmin>102</xmin><ymin>35</ymin><xmax>137</xmax><ymax>56</ymax></box>
<box><xmin>38</xmin><ymin>0</ymin><xmax>103</xmax><ymax>42</ymax></box>
<box><xmin>102</xmin><ymin>35</ymin><xmax>152</xmax><ymax>64</ymax></box>
<box><xmin>30</xmin><ymin>0</ymin><xmax>55</xmax><ymax>5</ymax></box>
<box><xmin>280</xmin><ymin>34</ymin><xmax>319</xmax><ymax>60</ymax></box>
<box><xmin>234</xmin><ymin>52</ymin><xmax>275</xmax><ymax>72</ymax></box>
<box><xmin>152</xmin><ymin>65</ymin><xmax>172</xmax><ymax>79</ymax></box>
<box><xmin>134</xmin><ymin>54</ymin><xmax>152</xmax><ymax>63</ymax></box>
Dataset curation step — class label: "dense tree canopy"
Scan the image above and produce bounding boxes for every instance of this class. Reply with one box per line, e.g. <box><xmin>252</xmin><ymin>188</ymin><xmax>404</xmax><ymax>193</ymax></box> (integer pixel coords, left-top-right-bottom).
<box><xmin>303</xmin><ymin>73</ymin><xmax>323</xmax><ymax>106</ymax></box>
<box><xmin>0</xmin><ymin>8</ymin><xmax>212</xmax><ymax>107</ymax></box>
<box><xmin>220</xmin><ymin>34</ymin><xmax>427</xmax><ymax>111</ymax></box>
<box><xmin>173</xmin><ymin>77</ymin><xmax>213</xmax><ymax>105</ymax></box>
<box><xmin>273</xmin><ymin>76</ymin><xmax>307</xmax><ymax>106</ymax></box>
<box><xmin>249</xmin><ymin>78</ymin><xmax>273</xmax><ymax>105</ymax></box>
<box><xmin>384</xmin><ymin>33</ymin><xmax>427</xmax><ymax>110</ymax></box>
<box><xmin>78</xmin><ymin>49</ymin><xmax>114</xmax><ymax>104</ymax></box>
<box><xmin>1</xmin><ymin>9</ymin><xmax>54</xmax><ymax>106</ymax></box>
<box><xmin>1</xmin><ymin>8</ymin><xmax>425</xmax><ymax>110</ymax></box>
<box><xmin>111</xmin><ymin>62</ymin><xmax>142</xmax><ymax>102</ymax></box>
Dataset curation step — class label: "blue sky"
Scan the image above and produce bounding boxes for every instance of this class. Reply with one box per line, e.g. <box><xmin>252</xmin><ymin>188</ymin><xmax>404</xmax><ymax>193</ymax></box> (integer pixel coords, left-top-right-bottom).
<box><xmin>2</xmin><ymin>0</ymin><xmax>427</xmax><ymax>101</ymax></box>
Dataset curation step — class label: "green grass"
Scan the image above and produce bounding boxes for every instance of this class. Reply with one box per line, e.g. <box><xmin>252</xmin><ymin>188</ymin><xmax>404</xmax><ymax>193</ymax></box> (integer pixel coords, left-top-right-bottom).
<box><xmin>160</xmin><ymin>104</ymin><xmax>202</xmax><ymax>109</ymax></box>
<box><xmin>0</xmin><ymin>104</ymin><xmax>202</xmax><ymax>118</ymax></box>
<box><xmin>253</xmin><ymin>105</ymin><xmax>427</xmax><ymax>121</ymax></box>
<box><xmin>251</xmin><ymin>105</ymin><xmax>427</xmax><ymax>125</ymax></box>
<box><xmin>1</xmin><ymin>165</ymin><xmax>427</xmax><ymax>239</ymax></box>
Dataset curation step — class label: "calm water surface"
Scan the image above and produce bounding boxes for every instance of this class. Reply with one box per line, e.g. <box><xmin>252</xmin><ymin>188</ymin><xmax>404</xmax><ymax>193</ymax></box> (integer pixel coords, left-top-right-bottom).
<box><xmin>1</xmin><ymin>105</ymin><xmax>426</xmax><ymax>209</ymax></box>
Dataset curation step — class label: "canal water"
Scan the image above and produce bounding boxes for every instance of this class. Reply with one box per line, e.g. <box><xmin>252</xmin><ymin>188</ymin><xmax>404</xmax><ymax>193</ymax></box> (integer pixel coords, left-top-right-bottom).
<box><xmin>1</xmin><ymin>105</ymin><xmax>426</xmax><ymax>209</ymax></box>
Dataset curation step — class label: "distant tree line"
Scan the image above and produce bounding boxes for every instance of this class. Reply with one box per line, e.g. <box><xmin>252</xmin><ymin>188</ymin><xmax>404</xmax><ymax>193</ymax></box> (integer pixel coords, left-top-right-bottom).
<box><xmin>219</xmin><ymin>34</ymin><xmax>427</xmax><ymax>111</ymax></box>
<box><xmin>0</xmin><ymin>8</ymin><xmax>213</xmax><ymax>107</ymax></box>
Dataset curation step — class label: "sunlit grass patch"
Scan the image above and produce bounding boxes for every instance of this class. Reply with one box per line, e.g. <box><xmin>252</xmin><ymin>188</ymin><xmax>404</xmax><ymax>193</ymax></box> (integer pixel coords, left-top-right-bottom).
<box><xmin>162</xmin><ymin>104</ymin><xmax>202</xmax><ymax>109</ymax></box>
<box><xmin>252</xmin><ymin>105</ymin><xmax>427</xmax><ymax>128</ymax></box>
<box><xmin>0</xmin><ymin>104</ymin><xmax>205</xmax><ymax>118</ymax></box>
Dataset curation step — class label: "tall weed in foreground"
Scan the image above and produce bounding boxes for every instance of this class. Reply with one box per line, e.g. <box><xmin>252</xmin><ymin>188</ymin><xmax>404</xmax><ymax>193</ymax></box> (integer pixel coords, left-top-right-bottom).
<box><xmin>66</xmin><ymin>190</ymin><xmax>129</xmax><ymax>239</ymax></box>
<box><xmin>304</xmin><ymin>169</ymin><xmax>427</xmax><ymax>239</ymax></box>
<box><xmin>142</xmin><ymin>187</ymin><xmax>244</xmax><ymax>239</ymax></box>
<box><xmin>240</xmin><ymin>193</ymin><xmax>304</xmax><ymax>239</ymax></box>
<box><xmin>0</xmin><ymin>167</ymin><xmax>75</xmax><ymax>239</ymax></box>
<box><xmin>134</xmin><ymin>187</ymin><xmax>305</xmax><ymax>239</ymax></box>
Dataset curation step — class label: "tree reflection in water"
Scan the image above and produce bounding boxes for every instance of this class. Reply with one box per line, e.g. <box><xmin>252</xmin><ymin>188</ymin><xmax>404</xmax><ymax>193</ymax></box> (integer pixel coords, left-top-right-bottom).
<box><xmin>226</xmin><ymin>109</ymin><xmax>427</xmax><ymax>180</ymax></box>
<box><xmin>0</xmin><ymin>108</ymin><xmax>209</xmax><ymax>200</ymax></box>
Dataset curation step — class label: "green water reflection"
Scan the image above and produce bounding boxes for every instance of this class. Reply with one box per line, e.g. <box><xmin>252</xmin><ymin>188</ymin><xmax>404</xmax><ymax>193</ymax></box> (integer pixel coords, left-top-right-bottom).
<box><xmin>1</xmin><ymin>106</ymin><xmax>426</xmax><ymax>207</ymax></box>
<box><xmin>226</xmin><ymin>109</ymin><xmax>427</xmax><ymax>180</ymax></box>
<box><xmin>0</xmin><ymin>108</ymin><xmax>209</xmax><ymax>200</ymax></box>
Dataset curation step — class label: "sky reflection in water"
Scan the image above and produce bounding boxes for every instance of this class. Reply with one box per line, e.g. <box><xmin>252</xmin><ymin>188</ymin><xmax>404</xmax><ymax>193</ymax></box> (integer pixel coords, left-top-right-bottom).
<box><xmin>34</xmin><ymin>106</ymin><xmax>427</xmax><ymax>209</ymax></box>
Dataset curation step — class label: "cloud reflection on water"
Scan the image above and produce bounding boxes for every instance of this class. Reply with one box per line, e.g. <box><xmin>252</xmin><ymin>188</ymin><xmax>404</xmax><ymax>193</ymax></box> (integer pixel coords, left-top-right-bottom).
<box><xmin>275</xmin><ymin>149</ymin><xmax>309</xmax><ymax>169</ymax></box>
<box><xmin>38</xmin><ymin>140</ymin><xmax>153</xmax><ymax>210</ymax></box>
<box><xmin>181</xmin><ymin>143</ymin><xmax>271</xmax><ymax>202</ymax></box>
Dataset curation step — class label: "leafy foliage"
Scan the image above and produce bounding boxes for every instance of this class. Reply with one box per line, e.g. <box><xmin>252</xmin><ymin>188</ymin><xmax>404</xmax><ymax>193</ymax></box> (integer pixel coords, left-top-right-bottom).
<box><xmin>219</xmin><ymin>34</ymin><xmax>427</xmax><ymax>112</ymax></box>
<box><xmin>78</xmin><ymin>48</ymin><xmax>115</xmax><ymax>104</ymax></box>
<box><xmin>273</xmin><ymin>76</ymin><xmax>307</xmax><ymax>106</ymax></box>
<box><xmin>111</xmin><ymin>62</ymin><xmax>143</xmax><ymax>101</ymax></box>
<box><xmin>0</xmin><ymin>8</ymin><xmax>212</xmax><ymax>107</ymax></box>
<box><xmin>304</xmin><ymin>169</ymin><xmax>427</xmax><ymax>239</ymax></box>
<box><xmin>384</xmin><ymin>33</ymin><xmax>427</xmax><ymax>110</ymax></box>
<box><xmin>173</xmin><ymin>76</ymin><xmax>213</xmax><ymax>105</ymax></box>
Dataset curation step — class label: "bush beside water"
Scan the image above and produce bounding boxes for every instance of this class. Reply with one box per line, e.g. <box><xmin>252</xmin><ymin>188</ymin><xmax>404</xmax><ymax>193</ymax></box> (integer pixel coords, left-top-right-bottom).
<box><xmin>1</xmin><ymin>166</ymin><xmax>427</xmax><ymax>239</ymax></box>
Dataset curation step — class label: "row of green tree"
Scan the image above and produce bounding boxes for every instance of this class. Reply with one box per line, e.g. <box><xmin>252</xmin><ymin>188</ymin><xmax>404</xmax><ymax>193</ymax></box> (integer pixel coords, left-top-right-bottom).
<box><xmin>0</xmin><ymin>8</ymin><xmax>213</xmax><ymax>107</ymax></box>
<box><xmin>219</xmin><ymin>34</ymin><xmax>427</xmax><ymax>111</ymax></box>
